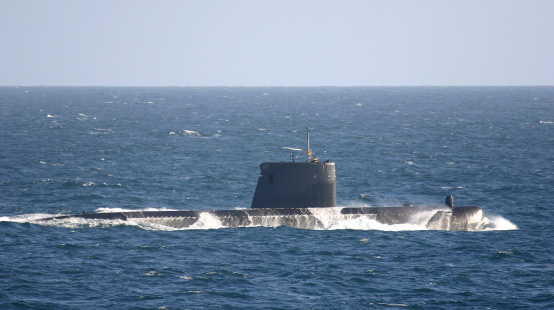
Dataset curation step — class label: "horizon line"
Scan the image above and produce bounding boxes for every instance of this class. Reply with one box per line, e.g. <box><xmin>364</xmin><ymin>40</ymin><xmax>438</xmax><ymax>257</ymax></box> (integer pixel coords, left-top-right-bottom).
<box><xmin>1</xmin><ymin>84</ymin><xmax>553</xmax><ymax>88</ymax></box>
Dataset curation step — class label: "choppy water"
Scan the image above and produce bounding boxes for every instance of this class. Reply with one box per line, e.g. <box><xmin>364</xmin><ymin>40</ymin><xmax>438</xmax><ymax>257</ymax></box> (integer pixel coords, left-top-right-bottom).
<box><xmin>1</xmin><ymin>86</ymin><xmax>552</xmax><ymax>309</ymax></box>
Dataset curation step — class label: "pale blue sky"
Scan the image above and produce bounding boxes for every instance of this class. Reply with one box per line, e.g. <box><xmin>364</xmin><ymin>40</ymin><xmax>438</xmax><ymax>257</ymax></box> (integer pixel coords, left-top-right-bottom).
<box><xmin>1</xmin><ymin>0</ymin><xmax>553</xmax><ymax>86</ymax></box>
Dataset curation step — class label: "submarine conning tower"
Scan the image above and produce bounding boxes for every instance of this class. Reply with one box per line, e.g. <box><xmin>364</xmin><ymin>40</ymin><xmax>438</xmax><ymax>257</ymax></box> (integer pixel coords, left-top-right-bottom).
<box><xmin>250</xmin><ymin>161</ymin><xmax>337</xmax><ymax>209</ymax></box>
<box><xmin>251</xmin><ymin>126</ymin><xmax>336</xmax><ymax>209</ymax></box>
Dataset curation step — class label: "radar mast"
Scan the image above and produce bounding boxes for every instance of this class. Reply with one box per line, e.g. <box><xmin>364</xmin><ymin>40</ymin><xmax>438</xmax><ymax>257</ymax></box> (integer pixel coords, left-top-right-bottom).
<box><xmin>306</xmin><ymin>125</ymin><xmax>312</xmax><ymax>161</ymax></box>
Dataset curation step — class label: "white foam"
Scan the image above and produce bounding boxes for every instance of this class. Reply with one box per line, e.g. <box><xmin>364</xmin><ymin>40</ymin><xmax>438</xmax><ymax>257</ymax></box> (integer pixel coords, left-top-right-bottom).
<box><xmin>38</xmin><ymin>215</ymin><xmax>179</xmax><ymax>231</ymax></box>
<box><xmin>308</xmin><ymin>207</ymin><xmax>345</xmax><ymax>229</ymax></box>
<box><xmin>94</xmin><ymin>207</ymin><xmax>179</xmax><ymax>213</ymax></box>
<box><xmin>306</xmin><ymin>206</ymin><xmax>436</xmax><ymax>231</ymax></box>
<box><xmin>1</xmin><ymin>213</ymin><xmax>61</xmax><ymax>223</ymax></box>
<box><xmin>178</xmin><ymin>130</ymin><xmax>201</xmax><ymax>136</ymax></box>
<box><xmin>15</xmin><ymin>215</ymin><xmax>132</xmax><ymax>229</ymax></box>
<box><xmin>478</xmin><ymin>215</ymin><xmax>518</xmax><ymax>231</ymax></box>
<box><xmin>328</xmin><ymin>217</ymin><xmax>427</xmax><ymax>231</ymax></box>
<box><xmin>128</xmin><ymin>220</ymin><xmax>181</xmax><ymax>231</ymax></box>
<box><xmin>186</xmin><ymin>212</ymin><xmax>222</xmax><ymax>230</ymax></box>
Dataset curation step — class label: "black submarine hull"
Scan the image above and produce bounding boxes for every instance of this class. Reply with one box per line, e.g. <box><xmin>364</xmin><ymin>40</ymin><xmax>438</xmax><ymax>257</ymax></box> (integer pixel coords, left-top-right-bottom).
<box><xmin>39</xmin><ymin>206</ymin><xmax>484</xmax><ymax>231</ymax></box>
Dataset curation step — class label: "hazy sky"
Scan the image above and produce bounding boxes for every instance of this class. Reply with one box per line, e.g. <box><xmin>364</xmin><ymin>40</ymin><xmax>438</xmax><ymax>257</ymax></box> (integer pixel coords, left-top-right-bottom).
<box><xmin>1</xmin><ymin>0</ymin><xmax>553</xmax><ymax>86</ymax></box>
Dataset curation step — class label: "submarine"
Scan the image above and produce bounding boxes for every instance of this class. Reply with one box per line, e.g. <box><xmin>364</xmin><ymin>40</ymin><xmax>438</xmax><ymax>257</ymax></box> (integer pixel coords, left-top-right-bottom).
<box><xmin>38</xmin><ymin>127</ymin><xmax>484</xmax><ymax>231</ymax></box>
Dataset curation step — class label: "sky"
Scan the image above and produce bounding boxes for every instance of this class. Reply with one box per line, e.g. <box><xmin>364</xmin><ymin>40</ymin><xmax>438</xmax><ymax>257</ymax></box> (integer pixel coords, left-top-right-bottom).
<box><xmin>1</xmin><ymin>0</ymin><xmax>553</xmax><ymax>86</ymax></box>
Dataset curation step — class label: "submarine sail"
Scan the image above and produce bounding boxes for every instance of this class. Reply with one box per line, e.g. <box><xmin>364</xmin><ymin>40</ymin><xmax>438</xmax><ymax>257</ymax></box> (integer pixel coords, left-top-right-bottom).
<box><xmin>251</xmin><ymin>161</ymin><xmax>336</xmax><ymax>209</ymax></box>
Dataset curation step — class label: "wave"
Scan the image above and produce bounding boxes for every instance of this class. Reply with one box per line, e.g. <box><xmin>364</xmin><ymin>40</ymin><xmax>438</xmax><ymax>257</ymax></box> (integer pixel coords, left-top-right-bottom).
<box><xmin>0</xmin><ymin>212</ymin><xmax>161</xmax><ymax>230</ymax></box>
<box><xmin>168</xmin><ymin>130</ymin><xmax>220</xmax><ymax>137</ymax></box>
<box><xmin>89</xmin><ymin>128</ymin><xmax>114</xmax><ymax>135</ymax></box>
<box><xmin>478</xmin><ymin>214</ymin><xmax>518</xmax><ymax>231</ymax></box>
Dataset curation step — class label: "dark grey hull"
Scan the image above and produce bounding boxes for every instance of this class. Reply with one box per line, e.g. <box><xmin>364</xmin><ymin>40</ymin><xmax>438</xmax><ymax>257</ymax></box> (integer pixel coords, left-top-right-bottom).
<box><xmin>38</xmin><ymin>206</ymin><xmax>484</xmax><ymax>231</ymax></box>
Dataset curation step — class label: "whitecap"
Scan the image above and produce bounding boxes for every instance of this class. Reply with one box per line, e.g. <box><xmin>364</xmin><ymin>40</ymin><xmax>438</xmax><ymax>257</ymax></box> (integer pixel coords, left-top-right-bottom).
<box><xmin>179</xmin><ymin>130</ymin><xmax>201</xmax><ymax>136</ymax></box>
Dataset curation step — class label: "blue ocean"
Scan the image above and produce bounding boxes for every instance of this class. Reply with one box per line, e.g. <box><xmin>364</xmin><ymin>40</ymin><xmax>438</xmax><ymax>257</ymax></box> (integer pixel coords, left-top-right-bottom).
<box><xmin>1</xmin><ymin>87</ymin><xmax>552</xmax><ymax>309</ymax></box>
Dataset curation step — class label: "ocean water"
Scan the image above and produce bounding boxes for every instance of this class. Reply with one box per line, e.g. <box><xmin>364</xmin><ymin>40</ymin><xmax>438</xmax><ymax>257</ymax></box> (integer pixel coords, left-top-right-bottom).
<box><xmin>1</xmin><ymin>86</ymin><xmax>552</xmax><ymax>309</ymax></box>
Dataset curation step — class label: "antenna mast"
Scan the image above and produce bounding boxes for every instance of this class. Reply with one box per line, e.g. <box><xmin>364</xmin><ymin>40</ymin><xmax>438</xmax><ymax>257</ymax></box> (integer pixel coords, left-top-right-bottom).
<box><xmin>306</xmin><ymin>125</ymin><xmax>312</xmax><ymax>161</ymax></box>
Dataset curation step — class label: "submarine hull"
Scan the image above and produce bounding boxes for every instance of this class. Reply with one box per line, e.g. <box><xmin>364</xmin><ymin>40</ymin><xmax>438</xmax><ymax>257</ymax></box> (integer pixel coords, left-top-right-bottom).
<box><xmin>39</xmin><ymin>206</ymin><xmax>484</xmax><ymax>231</ymax></box>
